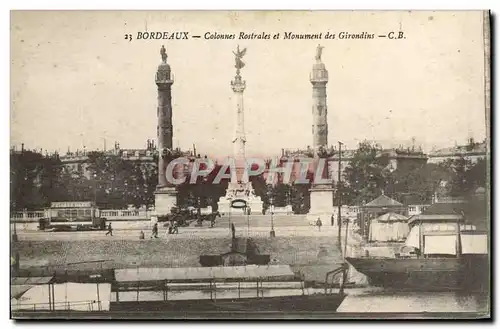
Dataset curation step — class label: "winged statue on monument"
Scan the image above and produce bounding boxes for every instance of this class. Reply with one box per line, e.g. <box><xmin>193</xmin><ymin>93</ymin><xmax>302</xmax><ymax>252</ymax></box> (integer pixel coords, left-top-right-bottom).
<box><xmin>233</xmin><ymin>45</ymin><xmax>247</xmax><ymax>73</ymax></box>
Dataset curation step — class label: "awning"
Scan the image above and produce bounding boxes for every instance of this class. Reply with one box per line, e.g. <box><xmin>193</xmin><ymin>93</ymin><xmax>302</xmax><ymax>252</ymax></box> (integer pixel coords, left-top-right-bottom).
<box><xmin>11</xmin><ymin>285</ymin><xmax>33</xmax><ymax>300</ymax></box>
<box><xmin>114</xmin><ymin>265</ymin><xmax>296</xmax><ymax>284</ymax></box>
<box><xmin>11</xmin><ymin>276</ymin><xmax>54</xmax><ymax>285</ymax></box>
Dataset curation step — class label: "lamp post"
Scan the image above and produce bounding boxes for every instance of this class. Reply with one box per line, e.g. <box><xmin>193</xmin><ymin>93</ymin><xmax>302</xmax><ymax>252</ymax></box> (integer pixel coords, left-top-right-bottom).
<box><xmin>337</xmin><ymin>141</ymin><xmax>343</xmax><ymax>236</ymax></box>
<box><xmin>12</xmin><ymin>201</ymin><xmax>18</xmax><ymax>243</ymax></box>
<box><xmin>246</xmin><ymin>205</ymin><xmax>250</xmax><ymax>236</ymax></box>
<box><xmin>270</xmin><ymin>197</ymin><xmax>275</xmax><ymax>237</ymax></box>
<box><xmin>267</xmin><ymin>185</ymin><xmax>275</xmax><ymax>237</ymax></box>
<box><xmin>93</xmin><ymin>173</ymin><xmax>97</xmax><ymax>205</ymax></box>
<box><xmin>124</xmin><ymin>182</ymin><xmax>128</xmax><ymax>208</ymax></box>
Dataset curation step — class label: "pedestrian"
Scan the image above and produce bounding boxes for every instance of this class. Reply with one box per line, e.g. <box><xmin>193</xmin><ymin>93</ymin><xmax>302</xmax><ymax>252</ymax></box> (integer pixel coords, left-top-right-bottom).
<box><xmin>316</xmin><ymin>217</ymin><xmax>322</xmax><ymax>232</ymax></box>
<box><xmin>331</xmin><ymin>214</ymin><xmax>334</xmax><ymax>226</ymax></box>
<box><xmin>105</xmin><ymin>223</ymin><xmax>113</xmax><ymax>236</ymax></box>
<box><xmin>151</xmin><ymin>223</ymin><xmax>158</xmax><ymax>238</ymax></box>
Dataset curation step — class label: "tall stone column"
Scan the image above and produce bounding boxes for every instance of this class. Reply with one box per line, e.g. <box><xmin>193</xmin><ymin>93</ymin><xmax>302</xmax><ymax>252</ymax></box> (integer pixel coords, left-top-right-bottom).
<box><xmin>231</xmin><ymin>73</ymin><xmax>247</xmax><ymax>183</ymax></box>
<box><xmin>154</xmin><ymin>45</ymin><xmax>177</xmax><ymax>218</ymax></box>
<box><xmin>307</xmin><ymin>45</ymin><xmax>335</xmax><ymax>225</ymax></box>
<box><xmin>232</xmin><ymin>74</ymin><xmax>246</xmax><ymax>160</ymax></box>
<box><xmin>311</xmin><ymin>45</ymin><xmax>329</xmax><ymax>154</ymax></box>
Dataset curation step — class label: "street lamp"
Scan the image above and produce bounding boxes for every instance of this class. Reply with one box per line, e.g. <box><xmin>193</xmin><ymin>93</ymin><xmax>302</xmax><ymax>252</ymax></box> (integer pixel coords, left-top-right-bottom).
<box><xmin>267</xmin><ymin>185</ymin><xmax>275</xmax><ymax>237</ymax></box>
<box><xmin>12</xmin><ymin>202</ymin><xmax>18</xmax><ymax>242</ymax></box>
<box><xmin>124</xmin><ymin>182</ymin><xmax>128</xmax><ymax>208</ymax></box>
<box><xmin>270</xmin><ymin>197</ymin><xmax>275</xmax><ymax>237</ymax></box>
<box><xmin>93</xmin><ymin>173</ymin><xmax>97</xmax><ymax>205</ymax></box>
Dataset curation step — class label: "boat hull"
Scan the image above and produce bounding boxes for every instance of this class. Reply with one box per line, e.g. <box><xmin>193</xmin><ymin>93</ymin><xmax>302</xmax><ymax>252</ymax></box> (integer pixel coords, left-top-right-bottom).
<box><xmin>109</xmin><ymin>293</ymin><xmax>347</xmax><ymax>313</ymax></box>
<box><xmin>346</xmin><ymin>255</ymin><xmax>489</xmax><ymax>292</ymax></box>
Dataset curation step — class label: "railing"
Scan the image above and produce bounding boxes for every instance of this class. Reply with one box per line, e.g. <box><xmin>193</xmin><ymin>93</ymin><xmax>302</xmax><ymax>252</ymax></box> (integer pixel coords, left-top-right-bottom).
<box><xmin>10</xmin><ymin>210</ymin><xmax>152</xmax><ymax>222</ymax></box>
<box><xmin>12</xmin><ymin>300</ymin><xmax>102</xmax><ymax>312</ymax></box>
<box><xmin>10</xmin><ymin>211</ymin><xmax>45</xmax><ymax>222</ymax></box>
<box><xmin>99</xmin><ymin>210</ymin><xmax>151</xmax><ymax>220</ymax></box>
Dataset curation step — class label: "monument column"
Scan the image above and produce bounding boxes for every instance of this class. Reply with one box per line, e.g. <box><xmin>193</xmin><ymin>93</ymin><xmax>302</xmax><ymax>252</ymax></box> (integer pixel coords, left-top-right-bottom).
<box><xmin>154</xmin><ymin>45</ymin><xmax>177</xmax><ymax>218</ymax></box>
<box><xmin>232</xmin><ymin>72</ymin><xmax>246</xmax><ymax>160</ymax></box>
<box><xmin>217</xmin><ymin>46</ymin><xmax>263</xmax><ymax>215</ymax></box>
<box><xmin>307</xmin><ymin>45</ymin><xmax>335</xmax><ymax>225</ymax></box>
<box><xmin>311</xmin><ymin>44</ymin><xmax>329</xmax><ymax>153</ymax></box>
<box><xmin>231</xmin><ymin>47</ymin><xmax>247</xmax><ymax>183</ymax></box>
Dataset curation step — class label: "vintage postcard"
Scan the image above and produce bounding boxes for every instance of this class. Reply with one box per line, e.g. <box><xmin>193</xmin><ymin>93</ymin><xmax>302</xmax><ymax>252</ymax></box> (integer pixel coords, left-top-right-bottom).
<box><xmin>10</xmin><ymin>10</ymin><xmax>490</xmax><ymax>319</ymax></box>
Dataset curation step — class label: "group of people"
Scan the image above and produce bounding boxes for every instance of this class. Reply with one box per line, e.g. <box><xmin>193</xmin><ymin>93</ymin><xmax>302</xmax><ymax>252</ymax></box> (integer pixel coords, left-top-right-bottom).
<box><xmin>106</xmin><ymin>221</ymin><xmax>180</xmax><ymax>239</ymax></box>
<box><xmin>315</xmin><ymin>214</ymin><xmax>336</xmax><ymax>231</ymax></box>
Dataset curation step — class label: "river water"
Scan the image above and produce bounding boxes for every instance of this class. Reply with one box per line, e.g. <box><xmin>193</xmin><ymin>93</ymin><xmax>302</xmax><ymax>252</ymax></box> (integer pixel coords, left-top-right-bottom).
<box><xmin>112</xmin><ymin>286</ymin><xmax>489</xmax><ymax>314</ymax></box>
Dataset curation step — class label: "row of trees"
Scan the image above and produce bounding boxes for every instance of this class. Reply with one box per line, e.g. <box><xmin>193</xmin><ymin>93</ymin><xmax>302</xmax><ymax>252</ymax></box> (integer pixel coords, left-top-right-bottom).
<box><xmin>10</xmin><ymin>151</ymin><xmax>159</xmax><ymax>211</ymax></box>
<box><xmin>10</xmin><ymin>141</ymin><xmax>487</xmax><ymax>211</ymax></box>
<box><xmin>338</xmin><ymin>141</ymin><xmax>487</xmax><ymax>206</ymax></box>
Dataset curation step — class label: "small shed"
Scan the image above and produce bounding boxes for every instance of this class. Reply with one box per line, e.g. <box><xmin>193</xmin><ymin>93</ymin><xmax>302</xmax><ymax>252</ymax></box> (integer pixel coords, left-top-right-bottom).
<box><xmin>368</xmin><ymin>212</ymin><xmax>409</xmax><ymax>242</ymax></box>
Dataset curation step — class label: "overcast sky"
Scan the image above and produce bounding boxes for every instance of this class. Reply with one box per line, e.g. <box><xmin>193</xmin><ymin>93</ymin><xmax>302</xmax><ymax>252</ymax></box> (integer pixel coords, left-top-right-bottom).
<box><xmin>11</xmin><ymin>11</ymin><xmax>487</xmax><ymax>157</ymax></box>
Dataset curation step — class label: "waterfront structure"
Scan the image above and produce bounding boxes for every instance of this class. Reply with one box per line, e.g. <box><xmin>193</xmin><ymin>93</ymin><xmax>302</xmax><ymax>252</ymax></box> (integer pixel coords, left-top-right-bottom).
<box><xmin>368</xmin><ymin>212</ymin><xmax>410</xmax><ymax>243</ymax></box>
<box><xmin>217</xmin><ymin>46</ymin><xmax>263</xmax><ymax>215</ymax></box>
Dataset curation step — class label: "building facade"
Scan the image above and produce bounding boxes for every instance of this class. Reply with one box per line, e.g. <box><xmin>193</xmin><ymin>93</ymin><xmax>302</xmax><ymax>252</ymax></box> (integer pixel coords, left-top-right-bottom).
<box><xmin>428</xmin><ymin>138</ymin><xmax>487</xmax><ymax>164</ymax></box>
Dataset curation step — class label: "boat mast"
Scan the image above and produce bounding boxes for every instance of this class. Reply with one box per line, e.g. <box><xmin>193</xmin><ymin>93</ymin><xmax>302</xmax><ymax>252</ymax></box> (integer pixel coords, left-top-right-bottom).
<box><xmin>418</xmin><ymin>220</ymin><xmax>424</xmax><ymax>258</ymax></box>
<box><xmin>337</xmin><ymin>141</ymin><xmax>343</xmax><ymax>249</ymax></box>
<box><xmin>456</xmin><ymin>212</ymin><xmax>463</xmax><ymax>258</ymax></box>
<box><xmin>337</xmin><ymin>141</ymin><xmax>347</xmax><ymax>294</ymax></box>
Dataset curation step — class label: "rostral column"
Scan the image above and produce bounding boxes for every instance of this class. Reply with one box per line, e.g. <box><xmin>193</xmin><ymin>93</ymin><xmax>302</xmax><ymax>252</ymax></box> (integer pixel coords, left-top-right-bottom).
<box><xmin>154</xmin><ymin>45</ymin><xmax>177</xmax><ymax>218</ymax></box>
<box><xmin>307</xmin><ymin>44</ymin><xmax>334</xmax><ymax>225</ymax></box>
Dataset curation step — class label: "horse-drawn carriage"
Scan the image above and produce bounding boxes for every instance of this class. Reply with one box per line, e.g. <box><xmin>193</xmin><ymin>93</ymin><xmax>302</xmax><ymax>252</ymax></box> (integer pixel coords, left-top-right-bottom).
<box><xmin>158</xmin><ymin>207</ymin><xmax>221</xmax><ymax>228</ymax></box>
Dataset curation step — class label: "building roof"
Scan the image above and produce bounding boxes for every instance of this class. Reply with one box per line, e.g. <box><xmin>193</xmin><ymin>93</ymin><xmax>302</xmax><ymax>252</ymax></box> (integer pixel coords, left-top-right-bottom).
<box><xmin>365</xmin><ymin>194</ymin><xmax>403</xmax><ymax>208</ymax></box>
<box><xmin>408</xmin><ymin>214</ymin><xmax>463</xmax><ymax>226</ymax></box>
<box><xmin>429</xmin><ymin>140</ymin><xmax>487</xmax><ymax>157</ymax></box>
<box><xmin>374</xmin><ymin>212</ymin><xmax>408</xmax><ymax>223</ymax></box>
<box><xmin>422</xmin><ymin>202</ymin><xmax>467</xmax><ymax>216</ymax></box>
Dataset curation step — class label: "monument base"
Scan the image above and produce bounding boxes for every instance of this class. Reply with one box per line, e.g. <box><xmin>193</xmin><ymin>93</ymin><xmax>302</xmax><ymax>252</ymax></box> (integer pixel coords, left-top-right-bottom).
<box><xmin>154</xmin><ymin>186</ymin><xmax>177</xmax><ymax>218</ymax></box>
<box><xmin>307</xmin><ymin>185</ymin><xmax>335</xmax><ymax>225</ymax></box>
<box><xmin>217</xmin><ymin>182</ymin><xmax>263</xmax><ymax>215</ymax></box>
<box><xmin>218</xmin><ymin>198</ymin><xmax>264</xmax><ymax>215</ymax></box>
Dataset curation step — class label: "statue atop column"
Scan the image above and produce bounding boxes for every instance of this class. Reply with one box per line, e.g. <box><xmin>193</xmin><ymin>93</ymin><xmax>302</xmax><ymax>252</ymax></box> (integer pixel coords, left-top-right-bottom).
<box><xmin>160</xmin><ymin>45</ymin><xmax>168</xmax><ymax>63</ymax></box>
<box><xmin>232</xmin><ymin>45</ymin><xmax>247</xmax><ymax>74</ymax></box>
<box><xmin>315</xmin><ymin>44</ymin><xmax>324</xmax><ymax>62</ymax></box>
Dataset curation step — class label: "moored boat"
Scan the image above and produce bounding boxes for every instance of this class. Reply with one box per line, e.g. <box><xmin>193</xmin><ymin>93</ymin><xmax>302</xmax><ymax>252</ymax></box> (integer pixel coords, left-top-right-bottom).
<box><xmin>347</xmin><ymin>200</ymin><xmax>489</xmax><ymax>292</ymax></box>
<box><xmin>110</xmin><ymin>265</ymin><xmax>348</xmax><ymax>313</ymax></box>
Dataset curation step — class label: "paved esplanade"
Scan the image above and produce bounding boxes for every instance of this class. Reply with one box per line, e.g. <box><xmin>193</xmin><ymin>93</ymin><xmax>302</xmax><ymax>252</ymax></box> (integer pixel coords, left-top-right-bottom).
<box><xmin>12</xmin><ymin>215</ymin><xmax>358</xmax><ymax>241</ymax></box>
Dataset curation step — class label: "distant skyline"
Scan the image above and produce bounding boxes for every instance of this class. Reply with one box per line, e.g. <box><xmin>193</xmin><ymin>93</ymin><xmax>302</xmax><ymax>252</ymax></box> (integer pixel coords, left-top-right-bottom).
<box><xmin>11</xmin><ymin>11</ymin><xmax>488</xmax><ymax>157</ymax></box>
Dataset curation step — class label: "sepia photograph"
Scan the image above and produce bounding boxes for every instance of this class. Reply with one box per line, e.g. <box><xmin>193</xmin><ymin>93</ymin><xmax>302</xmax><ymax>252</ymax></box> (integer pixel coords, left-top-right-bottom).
<box><xmin>9</xmin><ymin>10</ymin><xmax>490</xmax><ymax>319</ymax></box>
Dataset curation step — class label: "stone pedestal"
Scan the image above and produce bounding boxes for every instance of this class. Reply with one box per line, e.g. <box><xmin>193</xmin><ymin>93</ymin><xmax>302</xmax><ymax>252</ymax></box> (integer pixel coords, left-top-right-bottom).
<box><xmin>307</xmin><ymin>185</ymin><xmax>335</xmax><ymax>224</ymax></box>
<box><xmin>217</xmin><ymin>182</ymin><xmax>263</xmax><ymax>215</ymax></box>
<box><xmin>154</xmin><ymin>186</ymin><xmax>177</xmax><ymax>218</ymax></box>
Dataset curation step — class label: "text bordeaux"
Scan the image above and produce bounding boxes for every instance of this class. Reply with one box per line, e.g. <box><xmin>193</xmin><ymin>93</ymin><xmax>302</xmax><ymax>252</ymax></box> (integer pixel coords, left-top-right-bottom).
<box><xmin>137</xmin><ymin>32</ymin><xmax>190</xmax><ymax>40</ymax></box>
